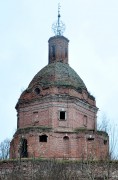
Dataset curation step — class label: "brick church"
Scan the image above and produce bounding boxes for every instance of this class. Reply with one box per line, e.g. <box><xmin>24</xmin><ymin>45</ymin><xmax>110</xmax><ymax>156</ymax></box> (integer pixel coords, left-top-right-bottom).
<box><xmin>10</xmin><ymin>6</ymin><xmax>109</xmax><ymax>160</ymax></box>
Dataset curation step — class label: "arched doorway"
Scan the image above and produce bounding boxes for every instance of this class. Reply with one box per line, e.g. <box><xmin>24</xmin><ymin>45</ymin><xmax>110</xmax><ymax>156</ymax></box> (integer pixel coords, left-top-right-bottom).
<box><xmin>20</xmin><ymin>138</ymin><xmax>28</xmax><ymax>158</ymax></box>
<box><xmin>63</xmin><ymin>136</ymin><xmax>69</xmax><ymax>158</ymax></box>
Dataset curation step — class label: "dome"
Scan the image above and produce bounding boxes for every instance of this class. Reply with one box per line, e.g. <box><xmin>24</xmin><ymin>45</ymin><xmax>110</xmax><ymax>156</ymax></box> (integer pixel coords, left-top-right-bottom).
<box><xmin>28</xmin><ymin>62</ymin><xmax>86</xmax><ymax>91</ymax></box>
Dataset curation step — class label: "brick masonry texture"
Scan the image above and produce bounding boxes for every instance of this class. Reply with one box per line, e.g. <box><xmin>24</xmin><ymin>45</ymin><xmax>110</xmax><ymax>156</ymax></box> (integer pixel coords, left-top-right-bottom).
<box><xmin>0</xmin><ymin>159</ymin><xmax>118</xmax><ymax>180</ymax></box>
<box><xmin>10</xmin><ymin>35</ymin><xmax>109</xmax><ymax>160</ymax></box>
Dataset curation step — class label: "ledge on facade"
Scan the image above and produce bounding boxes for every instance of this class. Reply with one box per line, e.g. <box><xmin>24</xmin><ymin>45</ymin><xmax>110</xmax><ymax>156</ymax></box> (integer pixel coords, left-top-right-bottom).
<box><xmin>97</xmin><ymin>130</ymin><xmax>108</xmax><ymax>136</ymax></box>
<box><xmin>74</xmin><ymin>127</ymin><xmax>93</xmax><ymax>133</ymax></box>
<box><xmin>74</xmin><ymin>128</ymin><xmax>108</xmax><ymax>136</ymax></box>
<box><xmin>48</xmin><ymin>35</ymin><xmax>69</xmax><ymax>43</ymax></box>
<box><xmin>16</xmin><ymin>94</ymin><xmax>97</xmax><ymax>112</ymax></box>
<box><xmin>14</xmin><ymin>126</ymin><xmax>52</xmax><ymax>136</ymax></box>
<box><xmin>88</xmin><ymin>93</ymin><xmax>95</xmax><ymax>101</ymax></box>
<box><xmin>54</xmin><ymin>128</ymin><xmax>95</xmax><ymax>134</ymax></box>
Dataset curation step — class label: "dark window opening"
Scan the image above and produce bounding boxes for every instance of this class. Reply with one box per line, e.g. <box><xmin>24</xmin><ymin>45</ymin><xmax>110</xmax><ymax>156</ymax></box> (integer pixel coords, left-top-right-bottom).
<box><xmin>34</xmin><ymin>88</ymin><xmax>40</xmax><ymax>95</ymax></box>
<box><xmin>83</xmin><ymin>115</ymin><xmax>87</xmax><ymax>126</ymax></box>
<box><xmin>65</xmin><ymin>48</ymin><xmax>68</xmax><ymax>58</ymax></box>
<box><xmin>87</xmin><ymin>137</ymin><xmax>94</xmax><ymax>141</ymax></box>
<box><xmin>51</xmin><ymin>45</ymin><xmax>55</xmax><ymax>58</ymax></box>
<box><xmin>20</xmin><ymin>139</ymin><xmax>28</xmax><ymax>158</ymax></box>
<box><xmin>63</xmin><ymin>136</ymin><xmax>69</xmax><ymax>158</ymax></box>
<box><xmin>17</xmin><ymin>114</ymin><xmax>19</xmax><ymax>129</ymax></box>
<box><xmin>60</xmin><ymin>111</ymin><xmax>66</xmax><ymax>120</ymax></box>
<box><xmin>39</xmin><ymin>135</ymin><xmax>48</xmax><ymax>142</ymax></box>
<box><xmin>63</xmin><ymin>136</ymin><xmax>69</xmax><ymax>140</ymax></box>
<box><xmin>104</xmin><ymin>140</ymin><xmax>107</xmax><ymax>145</ymax></box>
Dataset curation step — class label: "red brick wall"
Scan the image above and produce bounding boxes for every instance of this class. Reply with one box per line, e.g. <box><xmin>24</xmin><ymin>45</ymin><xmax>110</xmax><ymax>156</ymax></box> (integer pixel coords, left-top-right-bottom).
<box><xmin>0</xmin><ymin>159</ymin><xmax>118</xmax><ymax>180</ymax></box>
<box><xmin>10</xmin><ymin>84</ymin><xmax>106</xmax><ymax>160</ymax></box>
<box><xmin>10</xmin><ymin>130</ymin><xmax>108</xmax><ymax>160</ymax></box>
<box><xmin>48</xmin><ymin>36</ymin><xmax>69</xmax><ymax>64</ymax></box>
<box><xmin>18</xmin><ymin>90</ymin><xmax>97</xmax><ymax>130</ymax></box>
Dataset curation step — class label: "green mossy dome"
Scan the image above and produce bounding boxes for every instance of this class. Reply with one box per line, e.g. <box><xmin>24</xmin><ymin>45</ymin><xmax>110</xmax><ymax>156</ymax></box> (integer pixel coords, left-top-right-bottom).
<box><xmin>28</xmin><ymin>62</ymin><xmax>86</xmax><ymax>91</ymax></box>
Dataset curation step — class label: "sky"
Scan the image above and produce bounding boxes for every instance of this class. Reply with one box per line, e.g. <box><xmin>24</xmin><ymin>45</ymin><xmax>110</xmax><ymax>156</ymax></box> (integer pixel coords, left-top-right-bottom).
<box><xmin>0</xmin><ymin>0</ymin><xmax>118</xmax><ymax>155</ymax></box>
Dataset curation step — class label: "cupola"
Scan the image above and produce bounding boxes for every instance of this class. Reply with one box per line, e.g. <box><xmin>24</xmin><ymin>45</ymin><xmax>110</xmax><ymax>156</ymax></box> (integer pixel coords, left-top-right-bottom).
<box><xmin>48</xmin><ymin>3</ymin><xmax>69</xmax><ymax>64</ymax></box>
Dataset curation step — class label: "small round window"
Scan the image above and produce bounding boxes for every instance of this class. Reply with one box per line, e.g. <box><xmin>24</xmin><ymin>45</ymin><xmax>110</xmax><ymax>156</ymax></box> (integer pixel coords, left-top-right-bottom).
<box><xmin>34</xmin><ymin>88</ymin><xmax>40</xmax><ymax>95</ymax></box>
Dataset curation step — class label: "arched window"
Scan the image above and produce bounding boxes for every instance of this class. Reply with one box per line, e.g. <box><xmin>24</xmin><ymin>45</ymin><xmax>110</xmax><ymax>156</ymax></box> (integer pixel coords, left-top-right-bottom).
<box><xmin>104</xmin><ymin>140</ymin><xmax>107</xmax><ymax>145</ymax></box>
<box><xmin>83</xmin><ymin>115</ymin><xmax>87</xmax><ymax>127</ymax></box>
<box><xmin>51</xmin><ymin>45</ymin><xmax>55</xmax><ymax>59</ymax></box>
<box><xmin>20</xmin><ymin>138</ymin><xmax>28</xmax><ymax>158</ymax></box>
<box><xmin>34</xmin><ymin>87</ymin><xmax>40</xmax><ymax>95</ymax></box>
<box><xmin>65</xmin><ymin>48</ymin><xmax>68</xmax><ymax>58</ymax></box>
<box><xmin>63</xmin><ymin>136</ymin><xmax>69</xmax><ymax>157</ymax></box>
<box><xmin>63</xmin><ymin>136</ymin><xmax>69</xmax><ymax>140</ymax></box>
<box><xmin>39</xmin><ymin>135</ymin><xmax>48</xmax><ymax>142</ymax></box>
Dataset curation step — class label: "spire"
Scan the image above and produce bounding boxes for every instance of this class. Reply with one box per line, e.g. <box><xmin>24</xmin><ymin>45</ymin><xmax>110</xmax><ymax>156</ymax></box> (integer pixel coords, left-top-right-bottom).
<box><xmin>52</xmin><ymin>3</ymin><xmax>66</xmax><ymax>36</ymax></box>
<box><xmin>49</xmin><ymin>4</ymin><xmax>69</xmax><ymax>64</ymax></box>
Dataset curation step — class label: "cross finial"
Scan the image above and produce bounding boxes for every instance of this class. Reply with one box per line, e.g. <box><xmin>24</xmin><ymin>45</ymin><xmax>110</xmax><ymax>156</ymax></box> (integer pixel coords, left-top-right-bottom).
<box><xmin>58</xmin><ymin>3</ymin><xmax>61</xmax><ymax>13</ymax></box>
<box><xmin>52</xmin><ymin>3</ymin><xmax>66</xmax><ymax>36</ymax></box>
<box><xmin>58</xmin><ymin>3</ymin><xmax>61</xmax><ymax>17</ymax></box>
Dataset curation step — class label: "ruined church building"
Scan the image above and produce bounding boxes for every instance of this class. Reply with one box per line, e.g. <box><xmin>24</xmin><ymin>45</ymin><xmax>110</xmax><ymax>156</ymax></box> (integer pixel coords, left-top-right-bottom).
<box><xmin>10</xmin><ymin>5</ymin><xmax>109</xmax><ymax>160</ymax></box>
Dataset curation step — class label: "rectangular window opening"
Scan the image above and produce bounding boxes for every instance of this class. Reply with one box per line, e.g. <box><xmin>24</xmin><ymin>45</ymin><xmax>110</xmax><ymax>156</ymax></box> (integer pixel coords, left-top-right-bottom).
<box><xmin>52</xmin><ymin>45</ymin><xmax>55</xmax><ymax>58</ymax></box>
<box><xmin>39</xmin><ymin>135</ymin><xmax>48</xmax><ymax>142</ymax></box>
<box><xmin>104</xmin><ymin>140</ymin><xmax>107</xmax><ymax>145</ymax></box>
<box><xmin>87</xmin><ymin>136</ymin><xmax>94</xmax><ymax>141</ymax></box>
<box><xmin>60</xmin><ymin>111</ymin><xmax>66</xmax><ymax>120</ymax></box>
<box><xmin>83</xmin><ymin>115</ymin><xmax>87</xmax><ymax>127</ymax></box>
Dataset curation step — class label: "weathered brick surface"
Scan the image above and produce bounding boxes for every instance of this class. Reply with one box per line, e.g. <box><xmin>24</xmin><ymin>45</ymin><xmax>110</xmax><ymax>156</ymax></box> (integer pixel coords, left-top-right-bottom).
<box><xmin>16</xmin><ymin>94</ymin><xmax>97</xmax><ymax>130</ymax></box>
<box><xmin>10</xmin><ymin>35</ymin><xmax>109</xmax><ymax>160</ymax></box>
<box><xmin>0</xmin><ymin>159</ymin><xmax>118</xmax><ymax>180</ymax></box>
<box><xmin>48</xmin><ymin>36</ymin><xmax>69</xmax><ymax>64</ymax></box>
<box><xmin>10</xmin><ymin>128</ymin><xmax>108</xmax><ymax>160</ymax></box>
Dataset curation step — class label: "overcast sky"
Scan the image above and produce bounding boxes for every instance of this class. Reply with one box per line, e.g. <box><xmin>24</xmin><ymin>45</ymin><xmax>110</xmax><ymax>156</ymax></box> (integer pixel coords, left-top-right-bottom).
<box><xmin>0</xmin><ymin>0</ymin><xmax>118</xmax><ymax>155</ymax></box>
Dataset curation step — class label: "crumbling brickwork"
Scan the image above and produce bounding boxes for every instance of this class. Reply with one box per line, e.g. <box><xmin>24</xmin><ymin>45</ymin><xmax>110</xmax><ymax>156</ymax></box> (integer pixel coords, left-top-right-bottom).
<box><xmin>10</xmin><ymin>35</ymin><xmax>109</xmax><ymax>160</ymax></box>
<box><xmin>0</xmin><ymin>159</ymin><xmax>118</xmax><ymax>180</ymax></box>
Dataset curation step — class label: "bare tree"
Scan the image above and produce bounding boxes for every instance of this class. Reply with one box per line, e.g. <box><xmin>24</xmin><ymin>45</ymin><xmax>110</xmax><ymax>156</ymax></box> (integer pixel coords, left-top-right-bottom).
<box><xmin>97</xmin><ymin>113</ymin><xmax>118</xmax><ymax>159</ymax></box>
<box><xmin>0</xmin><ymin>139</ymin><xmax>10</xmax><ymax>160</ymax></box>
